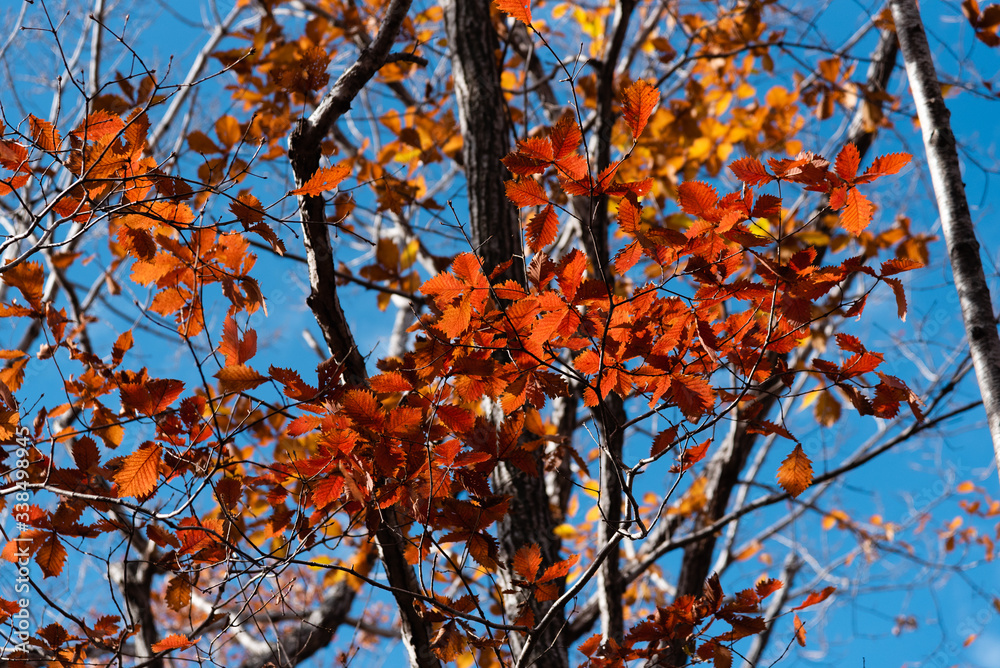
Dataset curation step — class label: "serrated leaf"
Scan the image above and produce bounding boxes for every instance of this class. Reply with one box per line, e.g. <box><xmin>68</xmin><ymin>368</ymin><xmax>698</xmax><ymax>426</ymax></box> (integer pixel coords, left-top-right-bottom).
<box><xmin>505</xmin><ymin>178</ymin><xmax>548</xmax><ymax>207</ymax></box>
<box><xmin>526</xmin><ymin>204</ymin><xmax>558</xmax><ymax>252</ymax></box>
<box><xmin>622</xmin><ymin>79</ymin><xmax>659</xmax><ymax>140</ymax></box>
<box><xmin>36</xmin><ymin>534</ymin><xmax>66</xmax><ymax>578</ymax></box>
<box><xmin>729</xmin><ymin>156</ymin><xmax>772</xmax><ymax>186</ymax></box>
<box><xmin>513</xmin><ymin>543</ymin><xmax>542</xmax><ymax>582</ymax></box>
<box><xmin>289</xmin><ymin>163</ymin><xmax>351</xmax><ymax>196</ymax></box>
<box><xmin>28</xmin><ymin>115</ymin><xmax>60</xmax><ymax>152</ymax></box>
<box><xmin>777</xmin><ymin>444</ymin><xmax>813</xmax><ymax>497</ymax></box>
<box><xmin>858</xmin><ymin>152</ymin><xmax>911</xmax><ymax>183</ymax></box>
<box><xmin>115</xmin><ymin>443</ymin><xmax>162</xmax><ymax>498</ymax></box>
<box><xmin>495</xmin><ymin>0</ymin><xmax>531</xmax><ymax>24</ymax></box>
<box><xmin>214</xmin><ymin>365</ymin><xmax>267</xmax><ymax>393</ymax></box>
<box><xmin>835</xmin><ymin>142</ymin><xmax>860</xmax><ymax>182</ymax></box>
<box><xmin>839</xmin><ymin>187</ymin><xmax>873</xmax><ymax>234</ymax></box>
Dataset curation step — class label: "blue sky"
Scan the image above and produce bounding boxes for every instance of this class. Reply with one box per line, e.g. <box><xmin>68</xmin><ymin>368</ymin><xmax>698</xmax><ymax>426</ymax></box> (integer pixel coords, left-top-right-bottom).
<box><xmin>3</xmin><ymin>1</ymin><xmax>1000</xmax><ymax>667</ymax></box>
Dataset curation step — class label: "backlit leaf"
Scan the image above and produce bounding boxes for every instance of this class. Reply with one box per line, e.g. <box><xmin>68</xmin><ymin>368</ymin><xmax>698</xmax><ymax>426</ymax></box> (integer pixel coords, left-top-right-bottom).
<box><xmin>289</xmin><ymin>163</ymin><xmax>351</xmax><ymax>196</ymax></box>
<box><xmin>151</xmin><ymin>634</ymin><xmax>198</xmax><ymax>652</ymax></box>
<box><xmin>834</xmin><ymin>142</ymin><xmax>860</xmax><ymax>182</ymax></box>
<box><xmin>777</xmin><ymin>444</ymin><xmax>812</xmax><ymax>497</ymax></box>
<box><xmin>729</xmin><ymin>156</ymin><xmax>772</xmax><ymax>186</ymax></box>
<box><xmin>115</xmin><ymin>442</ymin><xmax>162</xmax><ymax>498</ymax></box>
<box><xmin>495</xmin><ymin>0</ymin><xmax>531</xmax><ymax>24</ymax></box>
<box><xmin>214</xmin><ymin>365</ymin><xmax>268</xmax><ymax>393</ymax></box>
<box><xmin>505</xmin><ymin>178</ymin><xmax>548</xmax><ymax>207</ymax></box>
<box><xmin>622</xmin><ymin>79</ymin><xmax>659</xmax><ymax>140</ymax></box>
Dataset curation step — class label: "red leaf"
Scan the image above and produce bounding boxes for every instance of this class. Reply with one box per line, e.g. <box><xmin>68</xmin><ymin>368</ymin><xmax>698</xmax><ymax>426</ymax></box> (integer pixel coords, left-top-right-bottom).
<box><xmin>289</xmin><ymin>163</ymin><xmax>351</xmax><ymax>196</ymax></box>
<box><xmin>614</xmin><ymin>240</ymin><xmax>643</xmax><ymax>275</ymax></box>
<box><xmin>671</xmin><ymin>373</ymin><xmax>714</xmax><ymax>419</ymax></box>
<box><xmin>622</xmin><ymin>79</ymin><xmax>659</xmax><ymax>140</ymax></box>
<box><xmin>650</xmin><ymin>426</ymin><xmax>679</xmax><ymax>458</ymax></box>
<box><xmin>677</xmin><ymin>181</ymin><xmax>719</xmax><ymax>220</ymax></box>
<box><xmin>834</xmin><ymin>142</ymin><xmax>860</xmax><ymax>182</ymax></box>
<box><xmin>495</xmin><ymin>0</ymin><xmax>531</xmax><ymax>24</ymax></box>
<box><xmin>526</xmin><ymin>205</ymin><xmax>559</xmax><ymax>252</ymax></box>
<box><xmin>729</xmin><ymin>156</ymin><xmax>773</xmax><ymax>186</ymax></box>
<box><xmin>756</xmin><ymin>578</ymin><xmax>783</xmax><ymax>599</ymax></box>
<box><xmin>792</xmin><ymin>585</ymin><xmax>836</xmax><ymax>610</ymax></box>
<box><xmin>776</xmin><ymin>444</ymin><xmax>813</xmax><ymax>497</ymax></box>
<box><xmin>505</xmin><ymin>178</ymin><xmax>548</xmax><ymax>207</ymax></box>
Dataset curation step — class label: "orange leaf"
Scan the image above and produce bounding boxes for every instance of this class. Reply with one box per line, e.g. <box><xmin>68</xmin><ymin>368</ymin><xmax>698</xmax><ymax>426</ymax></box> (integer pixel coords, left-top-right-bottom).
<box><xmin>777</xmin><ymin>444</ymin><xmax>812</xmax><ymax>497</ymax></box>
<box><xmin>112</xmin><ymin>330</ymin><xmax>133</xmax><ymax>367</ymax></box>
<box><xmin>549</xmin><ymin>111</ymin><xmax>582</xmax><ymax>160</ymax></box>
<box><xmin>538</xmin><ymin>553</ymin><xmax>578</xmax><ymax>583</ymax></box>
<box><xmin>792</xmin><ymin>585</ymin><xmax>836</xmax><ymax>610</ymax></box>
<box><xmin>793</xmin><ymin>613</ymin><xmax>807</xmax><ymax>646</ymax></box>
<box><xmin>2</xmin><ymin>260</ymin><xmax>44</xmax><ymax>310</ymax></box>
<box><xmin>230</xmin><ymin>193</ymin><xmax>265</xmax><ymax>226</ymax></box>
<box><xmin>370</xmin><ymin>372</ymin><xmax>413</xmax><ymax>394</ymax></box>
<box><xmin>857</xmin><ymin>152</ymin><xmax>911</xmax><ymax>183</ymax></box>
<box><xmin>215</xmin><ymin>115</ymin><xmax>241</xmax><ymax>149</ymax></box>
<box><xmin>28</xmin><ymin>115</ymin><xmax>60</xmax><ymax>152</ymax></box>
<box><xmin>526</xmin><ymin>205</ymin><xmax>558</xmax><ymax>252</ymax></box>
<box><xmin>729</xmin><ymin>156</ymin><xmax>772</xmax><ymax>186</ymax></box>
<box><xmin>214</xmin><ymin>365</ymin><xmax>268</xmax><ymax>393</ymax></box>
<box><xmin>151</xmin><ymin>634</ymin><xmax>198</xmax><ymax>653</ymax></box>
<box><xmin>115</xmin><ymin>443</ymin><xmax>162</xmax><ymax>498</ymax></box>
<box><xmin>839</xmin><ymin>187</ymin><xmax>873</xmax><ymax>234</ymax></box>
<box><xmin>505</xmin><ymin>178</ymin><xmax>548</xmax><ymax>207</ymax></box>
<box><xmin>834</xmin><ymin>142</ymin><xmax>860</xmax><ymax>182</ymax></box>
<box><xmin>513</xmin><ymin>543</ymin><xmax>542</xmax><ymax>582</ymax></box>
<box><xmin>622</xmin><ymin>79</ymin><xmax>659</xmax><ymax>140</ymax></box>
<box><xmin>495</xmin><ymin>0</ymin><xmax>531</xmax><ymax>24</ymax></box>
<box><xmin>289</xmin><ymin>163</ymin><xmax>351</xmax><ymax>196</ymax></box>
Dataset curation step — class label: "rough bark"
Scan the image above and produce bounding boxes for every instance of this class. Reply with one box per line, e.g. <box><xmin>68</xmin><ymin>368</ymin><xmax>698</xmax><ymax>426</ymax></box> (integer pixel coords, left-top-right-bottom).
<box><xmin>443</xmin><ymin>2</ymin><xmax>568</xmax><ymax>665</ymax></box>
<box><xmin>889</xmin><ymin>0</ymin><xmax>1000</xmax><ymax>485</ymax></box>
<box><xmin>443</xmin><ymin>0</ymin><xmax>523</xmax><ymax>285</ymax></box>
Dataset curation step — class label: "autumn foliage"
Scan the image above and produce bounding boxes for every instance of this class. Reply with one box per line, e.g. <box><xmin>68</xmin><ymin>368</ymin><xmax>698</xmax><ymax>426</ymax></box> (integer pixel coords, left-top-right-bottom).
<box><xmin>0</xmin><ymin>0</ymin><xmax>976</xmax><ymax>667</ymax></box>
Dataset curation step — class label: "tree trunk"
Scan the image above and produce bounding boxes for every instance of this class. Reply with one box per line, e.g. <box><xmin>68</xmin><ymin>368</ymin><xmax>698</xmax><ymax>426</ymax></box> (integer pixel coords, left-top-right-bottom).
<box><xmin>889</xmin><ymin>0</ymin><xmax>1000</xmax><ymax>485</ymax></box>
